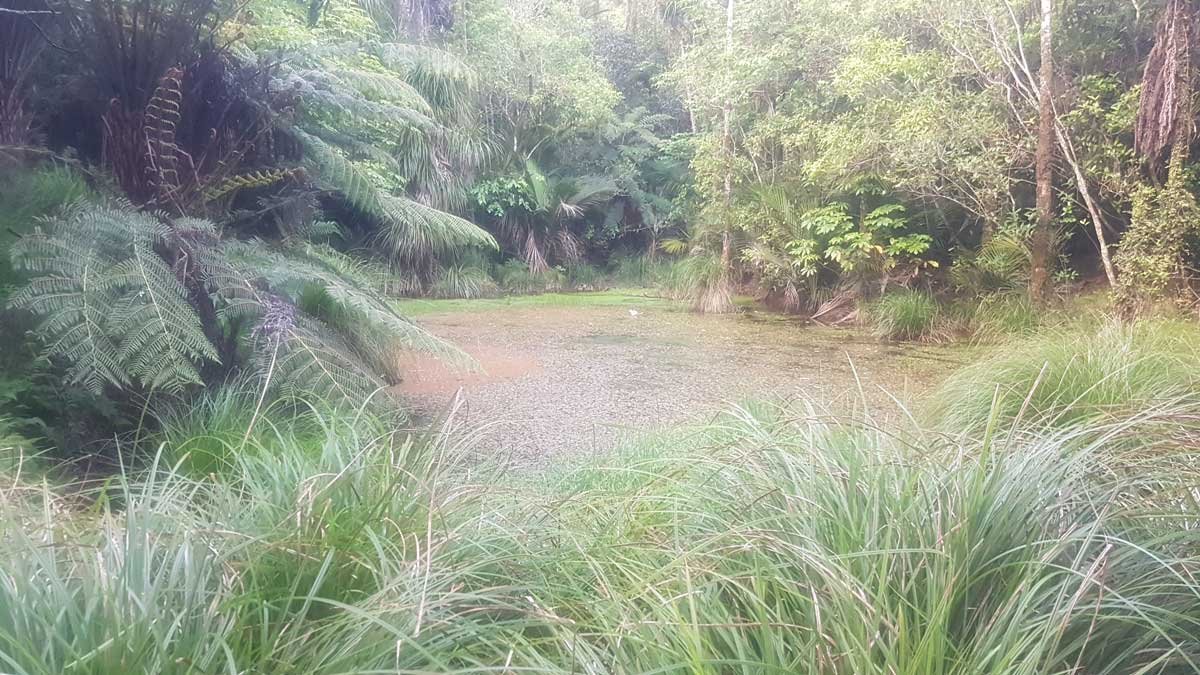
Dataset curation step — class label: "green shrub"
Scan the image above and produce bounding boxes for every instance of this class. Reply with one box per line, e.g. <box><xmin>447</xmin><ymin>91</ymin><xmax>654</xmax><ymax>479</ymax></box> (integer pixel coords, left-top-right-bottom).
<box><xmin>608</xmin><ymin>253</ymin><xmax>653</xmax><ymax>286</ymax></box>
<box><xmin>0</xmin><ymin>416</ymin><xmax>40</xmax><ymax>476</ymax></box>
<box><xmin>948</xmin><ymin>233</ymin><xmax>1031</xmax><ymax>296</ymax></box>
<box><xmin>495</xmin><ymin>259</ymin><xmax>568</xmax><ymax>295</ymax></box>
<box><xmin>0</xmin><ymin>166</ymin><xmax>92</xmax><ymax>291</ymax></box>
<box><xmin>930</xmin><ymin>318</ymin><xmax>1200</xmax><ymax>433</ymax></box>
<box><xmin>496</xmin><ymin>259</ymin><xmax>544</xmax><ymax>294</ymax></box>
<box><xmin>609</xmin><ymin>254</ymin><xmax>681</xmax><ymax>289</ymax></box>
<box><xmin>869</xmin><ymin>289</ymin><xmax>939</xmax><ymax>341</ymax></box>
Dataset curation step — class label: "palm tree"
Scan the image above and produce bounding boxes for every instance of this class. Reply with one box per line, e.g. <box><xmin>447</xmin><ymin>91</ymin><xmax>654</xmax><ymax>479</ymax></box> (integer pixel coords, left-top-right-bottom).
<box><xmin>499</xmin><ymin>161</ymin><xmax>617</xmax><ymax>273</ymax></box>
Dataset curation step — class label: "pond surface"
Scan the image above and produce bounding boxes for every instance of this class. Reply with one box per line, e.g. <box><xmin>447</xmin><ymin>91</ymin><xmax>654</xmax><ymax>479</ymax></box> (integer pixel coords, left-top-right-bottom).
<box><xmin>391</xmin><ymin>293</ymin><xmax>968</xmax><ymax>467</ymax></box>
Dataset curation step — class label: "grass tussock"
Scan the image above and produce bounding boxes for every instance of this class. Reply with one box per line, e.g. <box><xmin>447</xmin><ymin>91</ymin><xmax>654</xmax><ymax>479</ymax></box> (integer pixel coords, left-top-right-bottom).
<box><xmin>430</xmin><ymin>262</ymin><xmax>500</xmax><ymax>299</ymax></box>
<box><xmin>965</xmin><ymin>292</ymin><xmax>1040</xmax><ymax>342</ymax></box>
<box><xmin>869</xmin><ymin>289</ymin><xmax>939</xmax><ymax>341</ymax></box>
<box><xmin>3</xmin><ymin>377</ymin><xmax>1200</xmax><ymax>672</ymax></box>
<box><xmin>931</xmin><ymin>318</ymin><xmax>1200</xmax><ymax>433</ymax></box>
<box><xmin>662</xmin><ymin>254</ymin><xmax>734</xmax><ymax>313</ymax></box>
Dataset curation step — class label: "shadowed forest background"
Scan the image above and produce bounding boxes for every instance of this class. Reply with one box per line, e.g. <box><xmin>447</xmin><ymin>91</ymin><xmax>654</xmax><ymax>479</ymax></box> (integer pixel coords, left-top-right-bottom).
<box><xmin>4</xmin><ymin>0</ymin><xmax>1200</xmax><ymax>672</ymax></box>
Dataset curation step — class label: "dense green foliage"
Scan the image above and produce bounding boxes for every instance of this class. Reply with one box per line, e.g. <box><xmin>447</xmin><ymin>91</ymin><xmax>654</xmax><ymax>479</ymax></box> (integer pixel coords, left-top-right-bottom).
<box><xmin>6</xmin><ymin>1</ymin><xmax>1200</xmax><ymax>670</ymax></box>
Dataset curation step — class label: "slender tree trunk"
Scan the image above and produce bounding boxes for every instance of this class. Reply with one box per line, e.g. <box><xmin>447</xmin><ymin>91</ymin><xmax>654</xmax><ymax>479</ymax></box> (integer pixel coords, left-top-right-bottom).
<box><xmin>719</xmin><ymin>0</ymin><xmax>735</xmax><ymax>290</ymax></box>
<box><xmin>679</xmin><ymin>42</ymin><xmax>698</xmax><ymax>132</ymax></box>
<box><xmin>1054</xmin><ymin>125</ymin><xmax>1118</xmax><ymax>286</ymax></box>
<box><xmin>1030</xmin><ymin>0</ymin><xmax>1055</xmax><ymax>303</ymax></box>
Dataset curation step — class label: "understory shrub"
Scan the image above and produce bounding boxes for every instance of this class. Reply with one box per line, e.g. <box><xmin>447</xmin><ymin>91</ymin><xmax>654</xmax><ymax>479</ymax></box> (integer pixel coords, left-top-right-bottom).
<box><xmin>948</xmin><ymin>232</ymin><xmax>1031</xmax><ymax>296</ymax></box>
<box><xmin>0</xmin><ymin>166</ymin><xmax>92</xmax><ymax>291</ymax></box>
<box><xmin>496</xmin><ymin>259</ymin><xmax>566</xmax><ymax>294</ymax></box>
<box><xmin>930</xmin><ymin>318</ymin><xmax>1200</xmax><ymax>433</ymax></box>
<box><xmin>869</xmin><ymin>289</ymin><xmax>939</xmax><ymax>340</ymax></box>
<box><xmin>608</xmin><ymin>253</ymin><xmax>655</xmax><ymax>286</ymax></box>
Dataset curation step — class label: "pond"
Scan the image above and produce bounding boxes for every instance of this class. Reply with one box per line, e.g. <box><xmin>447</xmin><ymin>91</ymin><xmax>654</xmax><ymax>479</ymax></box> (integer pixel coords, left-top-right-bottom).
<box><xmin>391</xmin><ymin>292</ymin><xmax>970</xmax><ymax>467</ymax></box>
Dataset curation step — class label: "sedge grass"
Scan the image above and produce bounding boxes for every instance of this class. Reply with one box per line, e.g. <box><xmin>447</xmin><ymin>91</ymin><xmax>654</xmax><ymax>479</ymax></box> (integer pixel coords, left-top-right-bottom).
<box><xmin>1</xmin><ymin>386</ymin><xmax>1199</xmax><ymax>672</ymax></box>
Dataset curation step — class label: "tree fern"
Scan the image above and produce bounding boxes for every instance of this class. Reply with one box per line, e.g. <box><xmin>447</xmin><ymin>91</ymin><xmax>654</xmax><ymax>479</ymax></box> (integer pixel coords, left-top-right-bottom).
<box><xmin>255</xmin><ymin>30</ymin><xmax>489</xmax><ymax>268</ymax></box>
<box><xmin>110</xmin><ymin>242</ymin><xmax>217</xmax><ymax>390</ymax></box>
<box><xmin>331</xmin><ymin>67</ymin><xmax>433</xmax><ymax>115</ymax></box>
<box><xmin>374</xmin><ymin>194</ymin><xmax>495</xmax><ymax>261</ymax></box>
<box><xmin>11</xmin><ymin>200</ymin><xmax>465</xmax><ymax>404</ymax></box>
<box><xmin>8</xmin><ymin>201</ymin><xmax>217</xmax><ymax>394</ymax></box>
<box><xmin>296</xmin><ymin>130</ymin><xmax>495</xmax><ymax>262</ymax></box>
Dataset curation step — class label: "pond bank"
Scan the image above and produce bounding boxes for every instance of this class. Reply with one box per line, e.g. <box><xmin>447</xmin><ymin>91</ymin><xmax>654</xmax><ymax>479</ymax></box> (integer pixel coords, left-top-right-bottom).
<box><xmin>392</xmin><ymin>292</ymin><xmax>970</xmax><ymax>467</ymax></box>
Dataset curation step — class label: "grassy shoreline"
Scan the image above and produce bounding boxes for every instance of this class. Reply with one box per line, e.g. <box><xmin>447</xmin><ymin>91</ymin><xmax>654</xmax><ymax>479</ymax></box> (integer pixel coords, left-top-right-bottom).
<box><xmin>3</xmin><ymin>319</ymin><xmax>1200</xmax><ymax>673</ymax></box>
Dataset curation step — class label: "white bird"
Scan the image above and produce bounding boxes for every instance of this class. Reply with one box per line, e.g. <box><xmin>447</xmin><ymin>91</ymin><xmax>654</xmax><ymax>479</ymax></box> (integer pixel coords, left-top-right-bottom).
<box><xmin>628</xmin><ymin>309</ymin><xmax>640</xmax><ymax>317</ymax></box>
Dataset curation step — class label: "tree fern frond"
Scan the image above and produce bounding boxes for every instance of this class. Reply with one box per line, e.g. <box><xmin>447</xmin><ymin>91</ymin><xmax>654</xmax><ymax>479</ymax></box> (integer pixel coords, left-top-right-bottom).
<box><xmin>297</xmin><ymin>130</ymin><xmax>494</xmax><ymax>262</ymax></box>
<box><xmin>8</xmin><ymin>200</ymin><xmax>218</xmax><ymax>394</ymax></box>
<box><xmin>203</xmin><ymin>169</ymin><xmax>300</xmax><ymax>203</ymax></box>
<box><xmin>8</xmin><ymin>273</ymin><xmax>128</xmax><ymax>394</ymax></box>
<box><xmin>293</xmin><ymin>67</ymin><xmax>435</xmax><ymax>131</ymax></box>
<box><xmin>296</xmin><ymin>129</ymin><xmax>386</xmax><ymax>214</ymax></box>
<box><xmin>331</xmin><ymin>67</ymin><xmax>433</xmax><ymax>114</ymax></box>
<box><xmin>256</xmin><ymin>310</ymin><xmax>385</xmax><ymax>404</ymax></box>
<box><xmin>374</xmin><ymin>194</ymin><xmax>496</xmax><ymax>261</ymax></box>
<box><xmin>109</xmin><ymin>244</ymin><xmax>218</xmax><ymax>393</ymax></box>
<box><xmin>218</xmin><ymin>239</ymin><xmax>471</xmax><ymax>372</ymax></box>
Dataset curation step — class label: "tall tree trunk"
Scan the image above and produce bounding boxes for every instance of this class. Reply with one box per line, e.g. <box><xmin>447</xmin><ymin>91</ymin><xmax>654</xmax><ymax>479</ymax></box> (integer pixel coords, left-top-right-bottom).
<box><xmin>1030</xmin><ymin>0</ymin><xmax>1055</xmax><ymax>303</ymax></box>
<box><xmin>1116</xmin><ymin>0</ymin><xmax>1195</xmax><ymax>314</ymax></box>
<box><xmin>719</xmin><ymin>0</ymin><xmax>735</xmax><ymax>285</ymax></box>
<box><xmin>696</xmin><ymin>0</ymin><xmax>735</xmax><ymax>313</ymax></box>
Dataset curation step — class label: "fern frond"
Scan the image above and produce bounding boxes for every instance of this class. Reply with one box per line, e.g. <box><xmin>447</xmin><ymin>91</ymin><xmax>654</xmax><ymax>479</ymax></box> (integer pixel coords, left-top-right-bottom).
<box><xmin>203</xmin><ymin>169</ymin><xmax>300</xmax><ymax>202</ymax></box>
<box><xmin>275</xmin><ymin>243</ymin><xmax>467</xmax><ymax>359</ymax></box>
<box><xmin>296</xmin><ymin>130</ymin><xmax>495</xmax><ymax>262</ymax></box>
<box><xmin>296</xmin><ymin>129</ymin><xmax>386</xmax><ymax>214</ymax></box>
<box><xmin>8</xmin><ymin>200</ymin><xmax>218</xmax><ymax>394</ymax></box>
<box><xmin>8</xmin><ymin>273</ymin><xmax>128</xmax><ymax>393</ymax></box>
<box><xmin>255</xmin><ymin>309</ymin><xmax>385</xmax><ymax>404</ymax></box>
<box><xmin>374</xmin><ymin>194</ymin><xmax>496</xmax><ymax>261</ymax></box>
<box><xmin>144</xmin><ymin>66</ymin><xmax>186</xmax><ymax>204</ymax></box>
<box><xmin>109</xmin><ymin>243</ymin><xmax>218</xmax><ymax>393</ymax></box>
<box><xmin>331</xmin><ymin>68</ymin><xmax>433</xmax><ymax>114</ymax></box>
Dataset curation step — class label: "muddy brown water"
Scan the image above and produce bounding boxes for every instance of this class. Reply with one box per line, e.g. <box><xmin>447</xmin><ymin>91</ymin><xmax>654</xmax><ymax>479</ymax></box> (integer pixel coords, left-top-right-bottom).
<box><xmin>391</xmin><ymin>299</ymin><xmax>967</xmax><ymax>468</ymax></box>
